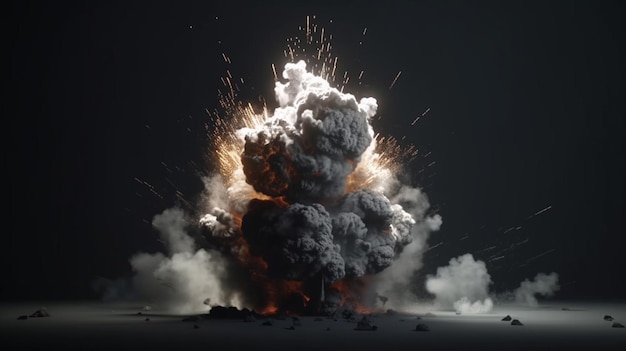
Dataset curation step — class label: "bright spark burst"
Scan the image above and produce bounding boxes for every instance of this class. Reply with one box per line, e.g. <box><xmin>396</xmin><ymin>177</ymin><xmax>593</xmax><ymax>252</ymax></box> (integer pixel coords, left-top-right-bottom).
<box><xmin>207</xmin><ymin>16</ymin><xmax>419</xmax><ymax>196</ymax></box>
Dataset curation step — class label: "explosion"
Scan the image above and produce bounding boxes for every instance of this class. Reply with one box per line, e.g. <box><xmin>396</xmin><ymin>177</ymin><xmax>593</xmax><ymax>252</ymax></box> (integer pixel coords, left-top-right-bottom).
<box><xmin>130</xmin><ymin>19</ymin><xmax>442</xmax><ymax>315</ymax></box>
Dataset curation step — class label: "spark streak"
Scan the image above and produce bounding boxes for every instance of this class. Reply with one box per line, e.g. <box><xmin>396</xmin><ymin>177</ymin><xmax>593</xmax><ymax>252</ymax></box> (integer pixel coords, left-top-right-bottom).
<box><xmin>389</xmin><ymin>71</ymin><xmax>402</xmax><ymax>89</ymax></box>
<box><xmin>411</xmin><ymin>107</ymin><xmax>431</xmax><ymax>125</ymax></box>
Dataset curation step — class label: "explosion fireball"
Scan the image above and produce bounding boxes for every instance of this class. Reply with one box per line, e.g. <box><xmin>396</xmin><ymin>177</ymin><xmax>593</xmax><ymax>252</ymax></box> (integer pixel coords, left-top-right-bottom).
<box><xmin>130</xmin><ymin>19</ymin><xmax>442</xmax><ymax>315</ymax></box>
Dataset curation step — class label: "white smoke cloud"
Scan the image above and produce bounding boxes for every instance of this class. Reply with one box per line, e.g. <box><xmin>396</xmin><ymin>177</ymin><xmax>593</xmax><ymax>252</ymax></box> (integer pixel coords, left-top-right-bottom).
<box><xmin>425</xmin><ymin>253</ymin><xmax>493</xmax><ymax>313</ymax></box>
<box><xmin>514</xmin><ymin>272</ymin><xmax>559</xmax><ymax>306</ymax></box>
<box><xmin>152</xmin><ymin>207</ymin><xmax>194</xmax><ymax>254</ymax></box>
<box><xmin>130</xmin><ymin>207</ymin><xmax>242</xmax><ymax>314</ymax></box>
<box><xmin>453</xmin><ymin>296</ymin><xmax>494</xmax><ymax>314</ymax></box>
<box><xmin>370</xmin><ymin>185</ymin><xmax>443</xmax><ymax>310</ymax></box>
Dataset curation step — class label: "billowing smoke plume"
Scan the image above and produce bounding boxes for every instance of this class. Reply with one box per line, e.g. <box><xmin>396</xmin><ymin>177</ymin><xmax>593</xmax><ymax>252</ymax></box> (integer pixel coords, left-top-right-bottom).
<box><xmin>425</xmin><ymin>254</ymin><xmax>494</xmax><ymax>313</ymax></box>
<box><xmin>514</xmin><ymin>272</ymin><xmax>559</xmax><ymax>306</ymax></box>
<box><xmin>198</xmin><ymin>60</ymin><xmax>442</xmax><ymax>313</ymax></box>
<box><xmin>130</xmin><ymin>208</ymin><xmax>243</xmax><ymax>314</ymax></box>
<box><xmin>129</xmin><ymin>60</ymin><xmax>442</xmax><ymax>314</ymax></box>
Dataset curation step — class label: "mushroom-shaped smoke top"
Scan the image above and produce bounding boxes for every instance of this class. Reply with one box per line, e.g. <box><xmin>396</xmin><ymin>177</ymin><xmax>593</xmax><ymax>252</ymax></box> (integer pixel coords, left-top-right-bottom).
<box><xmin>241</xmin><ymin>60</ymin><xmax>376</xmax><ymax>204</ymax></box>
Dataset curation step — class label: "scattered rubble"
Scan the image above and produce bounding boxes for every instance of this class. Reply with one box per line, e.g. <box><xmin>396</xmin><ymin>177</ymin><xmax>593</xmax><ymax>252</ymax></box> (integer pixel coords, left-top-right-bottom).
<box><xmin>511</xmin><ymin>319</ymin><xmax>524</xmax><ymax>326</ymax></box>
<box><xmin>207</xmin><ymin>306</ymin><xmax>259</xmax><ymax>320</ymax></box>
<box><xmin>30</xmin><ymin>307</ymin><xmax>50</xmax><ymax>318</ymax></box>
<box><xmin>354</xmin><ymin>316</ymin><xmax>377</xmax><ymax>331</ymax></box>
<box><xmin>414</xmin><ymin>323</ymin><xmax>430</xmax><ymax>331</ymax></box>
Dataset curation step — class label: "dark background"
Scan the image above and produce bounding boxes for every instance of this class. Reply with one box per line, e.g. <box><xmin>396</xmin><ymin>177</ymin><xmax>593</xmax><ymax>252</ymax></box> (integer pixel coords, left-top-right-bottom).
<box><xmin>7</xmin><ymin>1</ymin><xmax>625</xmax><ymax>302</ymax></box>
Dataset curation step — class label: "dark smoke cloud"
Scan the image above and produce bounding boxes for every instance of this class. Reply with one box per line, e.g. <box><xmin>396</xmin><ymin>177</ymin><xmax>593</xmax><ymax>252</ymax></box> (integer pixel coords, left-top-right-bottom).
<box><xmin>128</xmin><ymin>60</ymin><xmax>442</xmax><ymax>313</ymax></box>
<box><xmin>242</xmin><ymin>200</ymin><xmax>345</xmax><ymax>282</ymax></box>
<box><xmin>332</xmin><ymin>190</ymin><xmax>398</xmax><ymax>276</ymax></box>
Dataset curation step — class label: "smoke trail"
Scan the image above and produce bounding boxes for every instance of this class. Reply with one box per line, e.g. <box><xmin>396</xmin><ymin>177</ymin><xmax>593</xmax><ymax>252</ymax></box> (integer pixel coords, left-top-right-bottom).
<box><xmin>514</xmin><ymin>272</ymin><xmax>559</xmax><ymax>306</ymax></box>
<box><xmin>425</xmin><ymin>253</ymin><xmax>494</xmax><ymax>313</ymax></box>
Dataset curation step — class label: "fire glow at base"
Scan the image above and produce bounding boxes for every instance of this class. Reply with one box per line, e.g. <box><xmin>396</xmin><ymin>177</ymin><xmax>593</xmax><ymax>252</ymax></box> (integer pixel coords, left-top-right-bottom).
<box><xmin>196</xmin><ymin>52</ymin><xmax>442</xmax><ymax>315</ymax></box>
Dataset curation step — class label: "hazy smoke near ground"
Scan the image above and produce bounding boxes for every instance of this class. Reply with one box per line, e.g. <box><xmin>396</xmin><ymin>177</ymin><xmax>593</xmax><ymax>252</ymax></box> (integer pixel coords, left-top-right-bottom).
<box><xmin>129</xmin><ymin>207</ymin><xmax>243</xmax><ymax>314</ymax></box>
<box><xmin>425</xmin><ymin>254</ymin><xmax>494</xmax><ymax>313</ymax></box>
<box><xmin>514</xmin><ymin>272</ymin><xmax>559</xmax><ymax>306</ymax></box>
<box><xmin>426</xmin><ymin>254</ymin><xmax>560</xmax><ymax>313</ymax></box>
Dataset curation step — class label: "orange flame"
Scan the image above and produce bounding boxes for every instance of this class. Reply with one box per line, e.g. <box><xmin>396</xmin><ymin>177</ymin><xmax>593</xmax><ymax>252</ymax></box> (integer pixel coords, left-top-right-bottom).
<box><xmin>330</xmin><ymin>278</ymin><xmax>377</xmax><ymax>315</ymax></box>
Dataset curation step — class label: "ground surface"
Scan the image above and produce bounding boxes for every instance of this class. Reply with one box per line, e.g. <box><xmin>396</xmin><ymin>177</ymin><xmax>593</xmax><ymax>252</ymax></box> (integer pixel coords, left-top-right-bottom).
<box><xmin>1</xmin><ymin>300</ymin><xmax>625</xmax><ymax>350</ymax></box>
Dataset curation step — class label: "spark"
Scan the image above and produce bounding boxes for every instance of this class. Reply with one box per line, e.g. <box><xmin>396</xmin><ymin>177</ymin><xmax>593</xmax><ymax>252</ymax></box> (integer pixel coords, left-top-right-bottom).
<box><xmin>411</xmin><ymin>107</ymin><xmax>431</xmax><ymax>125</ymax></box>
<box><xmin>347</xmin><ymin>135</ymin><xmax>418</xmax><ymax>193</ymax></box>
<box><xmin>525</xmin><ymin>248</ymin><xmax>556</xmax><ymax>263</ymax></box>
<box><xmin>424</xmin><ymin>241</ymin><xmax>444</xmax><ymax>252</ymax></box>
<box><xmin>528</xmin><ymin>205</ymin><xmax>552</xmax><ymax>219</ymax></box>
<box><xmin>503</xmin><ymin>226</ymin><xmax>521</xmax><ymax>234</ymax></box>
<box><xmin>389</xmin><ymin>71</ymin><xmax>402</xmax><ymax>90</ymax></box>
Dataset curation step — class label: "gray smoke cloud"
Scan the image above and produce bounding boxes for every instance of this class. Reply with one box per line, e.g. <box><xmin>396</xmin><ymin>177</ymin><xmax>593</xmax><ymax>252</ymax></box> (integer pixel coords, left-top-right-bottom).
<box><xmin>425</xmin><ymin>253</ymin><xmax>494</xmax><ymax>313</ymax></box>
<box><xmin>514</xmin><ymin>272</ymin><xmax>559</xmax><ymax>306</ymax></box>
